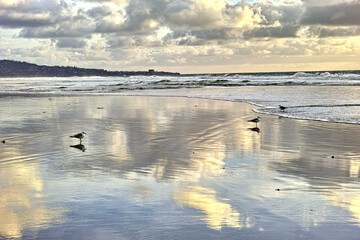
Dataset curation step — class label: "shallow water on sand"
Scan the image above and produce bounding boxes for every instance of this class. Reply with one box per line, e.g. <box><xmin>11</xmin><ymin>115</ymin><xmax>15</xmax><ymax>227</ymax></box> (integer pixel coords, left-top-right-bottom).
<box><xmin>0</xmin><ymin>96</ymin><xmax>359</xmax><ymax>240</ymax></box>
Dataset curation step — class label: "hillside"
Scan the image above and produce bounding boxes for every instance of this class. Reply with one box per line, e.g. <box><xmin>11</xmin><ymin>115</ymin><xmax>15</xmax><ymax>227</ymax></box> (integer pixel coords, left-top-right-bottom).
<box><xmin>0</xmin><ymin>60</ymin><xmax>180</xmax><ymax>77</ymax></box>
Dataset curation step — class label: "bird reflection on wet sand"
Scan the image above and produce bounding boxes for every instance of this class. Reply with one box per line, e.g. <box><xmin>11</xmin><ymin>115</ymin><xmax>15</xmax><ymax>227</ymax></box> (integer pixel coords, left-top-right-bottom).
<box><xmin>70</xmin><ymin>144</ymin><xmax>86</xmax><ymax>152</ymax></box>
<box><xmin>248</xmin><ymin>127</ymin><xmax>260</xmax><ymax>133</ymax></box>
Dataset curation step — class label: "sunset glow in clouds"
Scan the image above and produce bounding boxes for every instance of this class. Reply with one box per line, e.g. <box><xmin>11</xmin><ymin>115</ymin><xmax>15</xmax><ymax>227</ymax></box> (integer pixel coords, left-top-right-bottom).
<box><xmin>1</xmin><ymin>0</ymin><xmax>360</xmax><ymax>73</ymax></box>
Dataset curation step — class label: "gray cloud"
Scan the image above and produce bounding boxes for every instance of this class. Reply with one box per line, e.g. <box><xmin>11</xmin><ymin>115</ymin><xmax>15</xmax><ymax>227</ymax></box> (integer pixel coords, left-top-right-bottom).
<box><xmin>165</xmin><ymin>0</ymin><xmax>224</xmax><ymax>29</ymax></box>
<box><xmin>169</xmin><ymin>28</ymin><xmax>234</xmax><ymax>40</ymax></box>
<box><xmin>165</xmin><ymin>0</ymin><xmax>265</xmax><ymax>30</ymax></box>
<box><xmin>56</xmin><ymin>38</ymin><xmax>87</xmax><ymax>48</ymax></box>
<box><xmin>0</xmin><ymin>12</ymin><xmax>54</xmax><ymax>28</ymax></box>
<box><xmin>0</xmin><ymin>0</ymin><xmax>67</xmax><ymax>12</ymax></box>
<box><xmin>92</xmin><ymin>0</ymin><xmax>169</xmax><ymax>34</ymax></box>
<box><xmin>19</xmin><ymin>18</ymin><xmax>94</xmax><ymax>38</ymax></box>
<box><xmin>87</xmin><ymin>6</ymin><xmax>113</xmax><ymax>20</ymax></box>
<box><xmin>0</xmin><ymin>0</ymin><xmax>67</xmax><ymax>28</ymax></box>
<box><xmin>254</xmin><ymin>1</ymin><xmax>303</xmax><ymax>25</ymax></box>
<box><xmin>0</xmin><ymin>0</ymin><xmax>96</xmax><ymax>40</ymax></box>
<box><xmin>94</xmin><ymin>18</ymin><xmax>124</xmax><ymax>33</ymax></box>
<box><xmin>107</xmin><ymin>35</ymin><xmax>163</xmax><ymax>48</ymax></box>
<box><xmin>162</xmin><ymin>28</ymin><xmax>243</xmax><ymax>46</ymax></box>
<box><xmin>301</xmin><ymin>1</ymin><xmax>360</xmax><ymax>26</ymax></box>
<box><xmin>243</xmin><ymin>25</ymin><xmax>300</xmax><ymax>39</ymax></box>
<box><xmin>309</xmin><ymin>26</ymin><xmax>360</xmax><ymax>38</ymax></box>
<box><xmin>121</xmin><ymin>0</ymin><xmax>169</xmax><ymax>32</ymax></box>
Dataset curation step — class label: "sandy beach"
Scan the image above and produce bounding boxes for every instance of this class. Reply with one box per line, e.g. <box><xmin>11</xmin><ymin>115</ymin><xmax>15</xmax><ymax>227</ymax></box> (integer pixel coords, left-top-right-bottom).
<box><xmin>0</xmin><ymin>95</ymin><xmax>359</xmax><ymax>240</ymax></box>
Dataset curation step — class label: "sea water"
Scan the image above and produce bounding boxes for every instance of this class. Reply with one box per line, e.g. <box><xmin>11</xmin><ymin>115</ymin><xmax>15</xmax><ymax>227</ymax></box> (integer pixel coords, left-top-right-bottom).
<box><xmin>2</xmin><ymin>71</ymin><xmax>360</xmax><ymax>124</ymax></box>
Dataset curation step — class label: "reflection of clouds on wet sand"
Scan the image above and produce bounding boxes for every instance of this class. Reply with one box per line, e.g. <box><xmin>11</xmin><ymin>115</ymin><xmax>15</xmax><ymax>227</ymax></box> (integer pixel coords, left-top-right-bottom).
<box><xmin>327</xmin><ymin>188</ymin><xmax>360</xmax><ymax>225</ymax></box>
<box><xmin>1</xmin><ymin>96</ymin><xmax>248</xmax><ymax>232</ymax></box>
<box><xmin>174</xmin><ymin>185</ymin><xmax>251</xmax><ymax>230</ymax></box>
<box><xmin>79</xmin><ymin>97</ymin><xmax>249</xmax><ymax>181</ymax></box>
<box><xmin>80</xmin><ymin>97</ymin><xmax>252</xmax><ymax>230</ymax></box>
<box><xmin>256</xmin><ymin>117</ymin><xmax>360</xmax><ymax>221</ymax></box>
<box><xmin>106</xmin><ymin>129</ymin><xmax>132</xmax><ymax>162</ymax></box>
<box><xmin>187</xmin><ymin>147</ymin><xmax>226</xmax><ymax>179</ymax></box>
<box><xmin>136</xmin><ymin>143</ymin><xmax>227</xmax><ymax>181</ymax></box>
<box><xmin>102</xmin><ymin>98</ymin><xmax>248</xmax><ymax>230</ymax></box>
<box><xmin>0</xmin><ymin>146</ymin><xmax>65</xmax><ymax>239</ymax></box>
<box><xmin>329</xmin><ymin>159</ymin><xmax>360</xmax><ymax>224</ymax></box>
<box><xmin>2</xmin><ymin>95</ymin><xmax>360</xmax><ymax>237</ymax></box>
<box><xmin>52</xmin><ymin>97</ymin><xmax>360</xmax><ymax>230</ymax></box>
<box><xmin>349</xmin><ymin>159</ymin><xmax>360</xmax><ymax>179</ymax></box>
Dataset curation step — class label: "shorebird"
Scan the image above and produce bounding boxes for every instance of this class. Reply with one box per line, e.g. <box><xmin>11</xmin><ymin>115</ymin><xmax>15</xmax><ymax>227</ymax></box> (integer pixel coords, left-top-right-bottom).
<box><xmin>248</xmin><ymin>117</ymin><xmax>261</xmax><ymax>127</ymax></box>
<box><xmin>279</xmin><ymin>105</ymin><xmax>287</xmax><ymax>111</ymax></box>
<box><xmin>70</xmin><ymin>132</ymin><xmax>86</xmax><ymax>143</ymax></box>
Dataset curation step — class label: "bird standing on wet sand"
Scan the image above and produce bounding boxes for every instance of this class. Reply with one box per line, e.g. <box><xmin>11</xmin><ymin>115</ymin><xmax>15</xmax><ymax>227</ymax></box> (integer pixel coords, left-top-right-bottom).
<box><xmin>248</xmin><ymin>117</ymin><xmax>261</xmax><ymax>127</ymax></box>
<box><xmin>279</xmin><ymin>105</ymin><xmax>287</xmax><ymax>111</ymax></box>
<box><xmin>70</xmin><ymin>132</ymin><xmax>86</xmax><ymax>143</ymax></box>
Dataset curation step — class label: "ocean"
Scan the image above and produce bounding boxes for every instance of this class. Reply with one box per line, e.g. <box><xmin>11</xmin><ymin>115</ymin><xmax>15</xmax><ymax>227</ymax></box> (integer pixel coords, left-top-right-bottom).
<box><xmin>2</xmin><ymin>70</ymin><xmax>360</xmax><ymax>124</ymax></box>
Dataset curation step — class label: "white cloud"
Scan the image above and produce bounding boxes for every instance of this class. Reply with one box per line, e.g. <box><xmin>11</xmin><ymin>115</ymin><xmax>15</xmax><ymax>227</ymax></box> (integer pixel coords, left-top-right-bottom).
<box><xmin>165</xmin><ymin>0</ymin><xmax>264</xmax><ymax>29</ymax></box>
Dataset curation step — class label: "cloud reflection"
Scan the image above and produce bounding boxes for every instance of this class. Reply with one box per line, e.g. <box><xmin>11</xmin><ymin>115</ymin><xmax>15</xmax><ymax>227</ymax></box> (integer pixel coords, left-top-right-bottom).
<box><xmin>327</xmin><ymin>189</ymin><xmax>360</xmax><ymax>225</ymax></box>
<box><xmin>174</xmin><ymin>185</ymin><xmax>251</xmax><ymax>230</ymax></box>
<box><xmin>2</xmin><ymin>95</ymin><xmax>360</xmax><ymax>236</ymax></box>
<box><xmin>0</xmin><ymin>146</ymin><xmax>65</xmax><ymax>239</ymax></box>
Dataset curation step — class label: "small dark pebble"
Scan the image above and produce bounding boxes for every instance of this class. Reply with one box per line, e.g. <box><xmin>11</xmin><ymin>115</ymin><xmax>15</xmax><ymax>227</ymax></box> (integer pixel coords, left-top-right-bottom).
<box><xmin>2</xmin><ymin>140</ymin><xmax>5</xmax><ymax>144</ymax></box>
<box><xmin>275</xmin><ymin>189</ymin><xmax>280</xmax><ymax>191</ymax></box>
<box><xmin>222</xmin><ymin>167</ymin><xmax>225</xmax><ymax>169</ymax></box>
<box><xmin>331</xmin><ymin>156</ymin><xmax>335</xmax><ymax>158</ymax></box>
<box><xmin>193</xmin><ymin>152</ymin><xmax>195</xmax><ymax>154</ymax></box>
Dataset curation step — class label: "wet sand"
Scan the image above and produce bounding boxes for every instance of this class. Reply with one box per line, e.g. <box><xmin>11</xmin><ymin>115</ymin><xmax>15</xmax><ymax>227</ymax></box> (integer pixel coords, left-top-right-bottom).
<box><xmin>0</xmin><ymin>95</ymin><xmax>359</xmax><ymax>240</ymax></box>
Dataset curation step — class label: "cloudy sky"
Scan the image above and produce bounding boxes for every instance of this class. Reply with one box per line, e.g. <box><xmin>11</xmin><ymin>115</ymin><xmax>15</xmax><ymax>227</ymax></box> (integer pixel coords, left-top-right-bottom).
<box><xmin>1</xmin><ymin>0</ymin><xmax>360</xmax><ymax>73</ymax></box>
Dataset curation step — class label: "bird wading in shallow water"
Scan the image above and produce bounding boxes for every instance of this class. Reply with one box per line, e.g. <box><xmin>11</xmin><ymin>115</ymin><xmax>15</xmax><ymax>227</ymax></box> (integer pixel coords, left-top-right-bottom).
<box><xmin>248</xmin><ymin>117</ymin><xmax>261</xmax><ymax>127</ymax></box>
<box><xmin>70</xmin><ymin>132</ymin><xmax>86</xmax><ymax>143</ymax></box>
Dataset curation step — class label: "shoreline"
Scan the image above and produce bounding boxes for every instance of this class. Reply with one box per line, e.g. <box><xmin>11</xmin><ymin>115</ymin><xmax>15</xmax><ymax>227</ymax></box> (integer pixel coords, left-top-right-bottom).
<box><xmin>1</xmin><ymin>91</ymin><xmax>360</xmax><ymax>127</ymax></box>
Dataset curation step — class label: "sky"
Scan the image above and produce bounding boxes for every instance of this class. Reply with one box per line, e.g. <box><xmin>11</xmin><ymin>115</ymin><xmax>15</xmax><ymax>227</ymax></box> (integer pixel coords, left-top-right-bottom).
<box><xmin>1</xmin><ymin>0</ymin><xmax>360</xmax><ymax>73</ymax></box>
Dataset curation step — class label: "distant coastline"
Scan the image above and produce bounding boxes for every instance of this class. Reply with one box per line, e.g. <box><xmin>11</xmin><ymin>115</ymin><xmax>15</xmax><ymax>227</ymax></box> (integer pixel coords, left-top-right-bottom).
<box><xmin>0</xmin><ymin>59</ymin><xmax>180</xmax><ymax>77</ymax></box>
